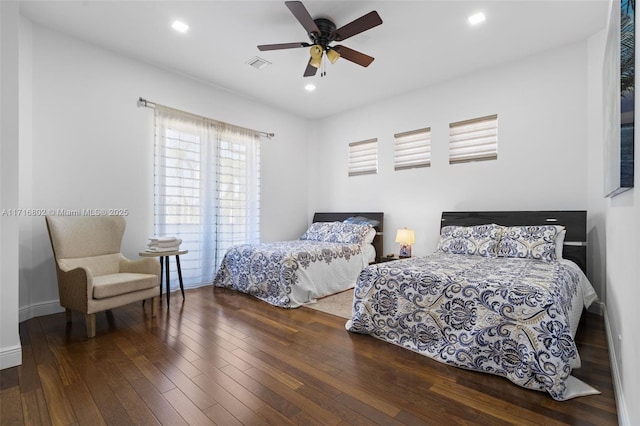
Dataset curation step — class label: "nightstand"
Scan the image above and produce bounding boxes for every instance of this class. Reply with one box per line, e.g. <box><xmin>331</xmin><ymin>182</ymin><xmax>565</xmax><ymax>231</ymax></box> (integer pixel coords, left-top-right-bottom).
<box><xmin>376</xmin><ymin>256</ymin><xmax>408</xmax><ymax>263</ymax></box>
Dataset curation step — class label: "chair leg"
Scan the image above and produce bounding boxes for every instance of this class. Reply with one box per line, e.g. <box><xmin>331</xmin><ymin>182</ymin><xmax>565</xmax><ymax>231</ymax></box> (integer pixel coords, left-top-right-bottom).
<box><xmin>151</xmin><ymin>296</ymin><xmax>159</xmax><ymax>318</ymax></box>
<box><xmin>65</xmin><ymin>309</ymin><xmax>72</xmax><ymax>324</ymax></box>
<box><xmin>85</xmin><ymin>314</ymin><xmax>96</xmax><ymax>338</ymax></box>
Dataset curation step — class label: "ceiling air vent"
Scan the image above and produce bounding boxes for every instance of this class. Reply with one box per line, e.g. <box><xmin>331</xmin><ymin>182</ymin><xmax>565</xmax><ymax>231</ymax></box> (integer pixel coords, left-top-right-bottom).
<box><xmin>247</xmin><ymin>56</ymin><xmax>271</xmax><ymax>70</ymax></box>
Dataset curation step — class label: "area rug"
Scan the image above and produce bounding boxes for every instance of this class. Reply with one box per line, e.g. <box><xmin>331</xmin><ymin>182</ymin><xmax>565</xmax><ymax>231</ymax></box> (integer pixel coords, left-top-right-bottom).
<box><xmin>304</xmin><ymin>289</ymin><xmax>354</xmax><ymax>319</ymax></box>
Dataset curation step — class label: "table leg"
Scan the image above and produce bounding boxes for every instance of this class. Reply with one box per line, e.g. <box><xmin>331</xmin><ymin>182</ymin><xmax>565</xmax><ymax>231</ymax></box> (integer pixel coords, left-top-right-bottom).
<box><xmin>165</xmin><ymin>255</ymin><xmax>170</xmax><ymax>307</ymax></box>
<box><xmin>159</xmin><ymin>256</ymin><xmax>164</xmax><ymax>299</ymax></box>
<box><xmin>176</xmin><ymin>255</ymin><xmax>185</xmax><ymax>299</ymax></box>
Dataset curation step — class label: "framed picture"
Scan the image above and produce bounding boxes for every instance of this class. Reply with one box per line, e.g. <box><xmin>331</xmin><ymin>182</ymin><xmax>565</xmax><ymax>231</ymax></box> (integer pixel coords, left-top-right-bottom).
<box><xmin>604</xmin><ymin>0</ymin><xmax>635</xmax><ymax>198</ymax></box>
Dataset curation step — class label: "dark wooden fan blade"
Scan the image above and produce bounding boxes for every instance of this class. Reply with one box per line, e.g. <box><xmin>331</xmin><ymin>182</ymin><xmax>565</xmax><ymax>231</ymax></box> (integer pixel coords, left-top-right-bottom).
<box><xmin>303</xmin><ymin>58</ymin><xmax>318</xmax><ymax>77</ymax></box>
<box><xmin>334</xmin><ymin>45</ymin><xmax>374</xmax><ymax>67</ymax></box>
<box><xmin>333</xmin><ymin>11</ymin><xmax>382</xmax><ymax>42</ymax></box>
<box><xmin>285</xmin><ymin>1</ymin><xmax>320</xmax><ymax>36</ymax></box>
<box><xmin>258</xmin><ymin>42</ymin><xmax>309</xmax><ymax>51</ymax></box>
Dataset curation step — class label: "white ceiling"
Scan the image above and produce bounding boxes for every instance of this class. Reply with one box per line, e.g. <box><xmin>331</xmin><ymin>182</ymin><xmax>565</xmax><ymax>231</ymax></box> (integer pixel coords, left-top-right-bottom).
<box><xmin>19</xmin><ymin>0</ymin><xmax>610</xmax><ymax>120</ymax></box>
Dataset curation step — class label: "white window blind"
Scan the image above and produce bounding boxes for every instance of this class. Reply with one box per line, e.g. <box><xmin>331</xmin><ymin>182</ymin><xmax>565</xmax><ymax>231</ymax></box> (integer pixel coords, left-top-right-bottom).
<box><xmin>449</xmin><ymin>114</ymin><xmax>498</xmax><ymax>164</ymax></box>
<box><xmin>394</xmin><ymin>127</ymin><xmax>431</xmax><ymax>170</ymax></box>
<box><xmin>154</xmin><ymin>106</ymin><xmax>260</xmax><ymax>288</ymax></box>
<box><xmin>348</xmin><ymin>138</ymin><xmax>378</xmax><ymax>176</ymax></box>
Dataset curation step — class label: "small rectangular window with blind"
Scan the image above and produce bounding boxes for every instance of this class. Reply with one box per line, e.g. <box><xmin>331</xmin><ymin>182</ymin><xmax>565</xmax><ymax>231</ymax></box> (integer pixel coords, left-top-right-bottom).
<box><xmin>394</xmin><ymin>127</ymin><xmax>431</xmax><ymax>170</ymax></box>
<box><xmin>449</xmin><ymin>114</ymin><xmax>498</xmax><ymax>164</ymax></box>
<box><xmin>348</xmin><ymin>138</ymin><xmax>378</xmax><ymax>176</ymax></box>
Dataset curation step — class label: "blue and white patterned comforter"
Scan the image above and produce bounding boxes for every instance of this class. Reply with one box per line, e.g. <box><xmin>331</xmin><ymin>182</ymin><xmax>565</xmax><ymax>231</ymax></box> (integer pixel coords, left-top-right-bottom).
<box><xmin>346</xmin><ymin>252</ymin><xmax>598</xmax><ymax>400</ymax></box>
<box><xmin>214</xmin><ymin>240</ymin><xmax>370</xmax><ymax>308</ymax></box>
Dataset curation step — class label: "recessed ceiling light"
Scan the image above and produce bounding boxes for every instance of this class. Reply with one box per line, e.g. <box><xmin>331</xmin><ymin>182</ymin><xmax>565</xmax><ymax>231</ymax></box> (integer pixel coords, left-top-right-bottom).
<box><xmin>468</xmin><ymin>12</ymin><xmax>486</xmax><ymax>26</ymax></box>
<box><xmin>171</xmin><ymin>20</ymin><xmax>189</xmax><ymax>33</ymax></box>
<box><xmin>304</xmin><ymin>84</ymin><xmax>316</xmax><ymax>92</ymax></box>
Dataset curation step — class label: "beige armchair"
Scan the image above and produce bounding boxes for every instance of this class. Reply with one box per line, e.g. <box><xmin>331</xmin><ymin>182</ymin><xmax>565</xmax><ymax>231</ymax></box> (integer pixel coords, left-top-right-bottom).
<box><xmin>45</xmin><ymin>215</ymin><xmax>160</xmax><ymax>338</ymax></box>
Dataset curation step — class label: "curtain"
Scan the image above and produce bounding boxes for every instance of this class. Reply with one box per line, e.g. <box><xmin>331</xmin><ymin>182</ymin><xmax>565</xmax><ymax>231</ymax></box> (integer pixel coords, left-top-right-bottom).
<box><xmin>154</xmin><ymin>105</ymin><xmax>260</xmax><ymax>288</ymax></box>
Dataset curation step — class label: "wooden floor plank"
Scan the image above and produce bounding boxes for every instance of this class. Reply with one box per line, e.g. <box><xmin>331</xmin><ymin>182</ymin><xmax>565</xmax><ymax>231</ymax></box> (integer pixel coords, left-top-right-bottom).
<box><xmin>192</xmin><ymin>373</ymin><xmax>269</xmax><ymax>425</ymax></box>
<box><xmin>202</xmin><ymin>403</ymin><xmax>244</xmax><ymax>426</ymax></box>
<box><xmin>37</xmin><ymin>363</ymin><xmax>77</xmax><ymax>425</ymax></box>
<box><xmin>64</xmin><ymin>381</ymin><xmax>108</xmax><ymax>426</ymax></box>
<box><xmin>163</xmin><ymin>387</ymin><xmax>216</xmax><ymax>426</ymax></box>
<box><xmin>99</xmin><ymin>356</ymin><xmax>161</xmax><ymax>426</ymax></box>
<box><xmin>191</xmin><ymin>358</ymin><xmax>266</xmax><ymax>412</ymax></box>
<box><xmin>1</xmin><ymin>286</ymin><xmax>618</xmax><ymax>426</ymax></box>
<box><xmin>0</xmin><ymin>386</ymin><xmax>24</xmax><ymax>424</ymax></box>
<box><xmin>20</xmin><ymin>389</ymin><xmax>52</xmax><ymax>426</ymax></box>
<box><xmin>153</xmin><ymin>359</ymin><xmax>216</xmax><ymax>411</ymax></box>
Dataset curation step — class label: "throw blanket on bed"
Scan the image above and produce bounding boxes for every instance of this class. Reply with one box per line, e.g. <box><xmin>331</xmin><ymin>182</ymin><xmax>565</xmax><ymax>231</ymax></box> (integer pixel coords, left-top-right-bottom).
<box><xmin>346</xmin><ymin>252</ymin><xmax>598</xmax><ymax>400</ymax></box>
<box><xmin>214</xmin><ymin>240</ymin><xmax>369</xmax><ymax>308</ymax></box>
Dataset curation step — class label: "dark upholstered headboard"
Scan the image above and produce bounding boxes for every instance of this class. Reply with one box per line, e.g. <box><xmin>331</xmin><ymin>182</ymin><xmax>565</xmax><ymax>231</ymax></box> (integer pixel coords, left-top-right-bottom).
<box><xmin>312</xmin><ymin>212</ymin><xmax>384</xmax><ymax>260</ymax></box>
<box><xmin>440</xmin><ymin>211</ymin><xmax>587</xmax><ymax>273</ymax></box>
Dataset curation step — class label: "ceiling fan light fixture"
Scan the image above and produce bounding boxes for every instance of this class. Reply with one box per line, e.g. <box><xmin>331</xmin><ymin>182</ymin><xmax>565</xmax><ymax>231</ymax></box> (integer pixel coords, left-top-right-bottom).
<box><xmin>326</xmin><ymin>48</ymin><xmax>340</xmax><ymax>64</ymax></box>
<box><xmin>310</xmin><ymin>44</ymin><xmax>323</xmax><ymax>59</ymax></box>
<box><xmin>309</xmin><ymin>55</ymin><xmax>322</xmax><ymax>69</ymax></box>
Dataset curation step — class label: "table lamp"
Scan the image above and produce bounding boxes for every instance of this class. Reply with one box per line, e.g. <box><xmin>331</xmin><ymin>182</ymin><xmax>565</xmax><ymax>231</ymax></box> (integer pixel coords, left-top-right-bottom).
<box><xmin>395</xmin><ymin>228</ymin><xmax>415</xmax><ymax>258</ymax></box>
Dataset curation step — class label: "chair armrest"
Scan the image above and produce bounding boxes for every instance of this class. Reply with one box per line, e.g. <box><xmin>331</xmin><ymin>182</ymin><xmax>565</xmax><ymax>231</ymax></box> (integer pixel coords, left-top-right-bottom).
<box><xmin>119</xmin><ymin>255</ymin><xmax>161</xmax><ymax>277</ymax></box>
<box><xmin>55</xmin><ymin>264</ymin><xmax>93</xmax><ymax>311</ymax></box>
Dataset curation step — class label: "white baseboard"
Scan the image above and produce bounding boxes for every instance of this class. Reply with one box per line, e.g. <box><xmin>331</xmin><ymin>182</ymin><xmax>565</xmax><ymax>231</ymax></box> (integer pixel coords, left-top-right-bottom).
<box><xmin>0</xmin><ymin>344</ymin><xmax>22</xmax><ymax>369</ymax></box>
<box><xmin>19</xmin><ymin>299</ymin><xmax>64</xmax><ymax>323</ymax></box>
<box><xmin>603</xmin><ymin>305</ymin><xmax>629</xmax><ymax>426</ymax></box>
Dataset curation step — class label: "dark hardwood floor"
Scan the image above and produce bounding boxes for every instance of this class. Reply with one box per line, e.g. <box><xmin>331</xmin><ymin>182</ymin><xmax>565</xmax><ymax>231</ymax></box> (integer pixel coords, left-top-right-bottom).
<box><xmin>1</xmin><ymin>286</ymin><xmax>618</xmax><ymax>425</ymax></box>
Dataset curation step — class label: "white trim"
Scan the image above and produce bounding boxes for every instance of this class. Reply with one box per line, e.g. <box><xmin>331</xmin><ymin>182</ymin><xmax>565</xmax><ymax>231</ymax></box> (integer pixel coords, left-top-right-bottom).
<box><xmin>603</xmin><ymin>305</ymin><xmax>629</xmax><ymax>426</ymax></box>
<box><xmin>0</xmin><ymin>344</ymin><xmax>22</xmax><ymax>369</ymax></box>
<box><xmin>19</xmin><ymin>299</ymin><xmax>64</xmax><ymax>323</ymax></box>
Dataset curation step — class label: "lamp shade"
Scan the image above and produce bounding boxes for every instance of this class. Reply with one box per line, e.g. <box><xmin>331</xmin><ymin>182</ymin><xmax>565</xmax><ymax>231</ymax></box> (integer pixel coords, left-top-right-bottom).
<box><xmin>309</xmin><ymin>44</ymin><xmax>323</xmax><ymax>58</ymax></box>
<box><xmin>326</xmin><ymin>48</ymin><xmax>340</xmax><ymax>64</ymax></box>
<box><xmin>309</xmin><ymin>55</ymin><xmax>322</xmax><ymax>68</ymax></box>
<box><xmin>395</xmin><ymin>228</ymin><xmax>415</xmax><ymax>245</ymax></box>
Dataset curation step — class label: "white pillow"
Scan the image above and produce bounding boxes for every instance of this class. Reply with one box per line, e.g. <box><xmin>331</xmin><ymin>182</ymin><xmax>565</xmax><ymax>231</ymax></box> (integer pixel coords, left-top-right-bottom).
<box><xmin>363</xmin><ymin>227</ymin><xmax>376</xmax><ymax>244</ymax></box>
<box><xmin>555</xmin><ymin>229</ymin><xmax>566</xmax><ymax>259</ymax></box>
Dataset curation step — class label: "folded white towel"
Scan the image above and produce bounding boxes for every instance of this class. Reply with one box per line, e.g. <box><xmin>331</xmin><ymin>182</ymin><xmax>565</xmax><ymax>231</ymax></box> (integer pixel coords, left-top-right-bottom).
<box><xmin>145</xmin><ymin>246</ymin><xmax>181</xmax><ymax>253</ymax></box>
<box><xmin>148</xmin><ymin>238</ymin><xmax>182</xmax><ymax>248</ymax></box>
<box><xmin>148</xmin><ymin>236</ymin><xmax>178</xmax><ymax>244</ymax></box>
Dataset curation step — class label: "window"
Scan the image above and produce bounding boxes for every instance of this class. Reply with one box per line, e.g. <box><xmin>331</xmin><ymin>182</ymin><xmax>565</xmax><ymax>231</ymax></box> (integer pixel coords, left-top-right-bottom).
<box><xmin>154</xmin><ymin>106</ymin><xmax>260</xmax><ymax>287</ymax></box>
<box><xmin>348</xmin><ymin>138</ymin><xmax>378</xmax><ymax>176</ymax></box>
<box><xmin>394</xmin><ymin>127</ymin><xmax>431</xmax><ymax>170</ymax></box>
<box><xmin>449</xmin><ymin>114</ymin><xmax>498</xmax><ymax>164</ymax></box>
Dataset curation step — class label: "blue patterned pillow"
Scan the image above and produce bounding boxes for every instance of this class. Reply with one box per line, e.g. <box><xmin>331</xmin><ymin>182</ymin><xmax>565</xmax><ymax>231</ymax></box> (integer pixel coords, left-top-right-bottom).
<box><xmin>325</xmin><ymin>222</ymin><xmax>373</xmax><ymax>244</ymax></box>
<box><xmin>343</xmin><ymin>216</ymin><xmax>380</xmax><ymax>227</ymax></box>
<box><xmin>437</xmin><ymin>224</ymin><xmax>503</xmax><ymax>257</ymax></box>
<box><xmin>300</xmin><ymin>222</ymin><xmax>333</xmax><ymax>241</ymax></box>
<box><xmin>496</xmin><ymin>225</ymin><xmax>565</xmax><ymax>262</ymax></box>
<box><xmin>300</xmin><ymin>222</ymin><xmax>373</xmax><ymax>245</ymax></box>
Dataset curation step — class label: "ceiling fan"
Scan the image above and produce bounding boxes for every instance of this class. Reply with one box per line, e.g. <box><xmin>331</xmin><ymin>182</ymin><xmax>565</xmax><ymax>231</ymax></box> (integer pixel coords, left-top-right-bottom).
<box><xmin>258</xmin><ymin>1</ymin><xmax>383</xmax><ymax>77</ymax></box>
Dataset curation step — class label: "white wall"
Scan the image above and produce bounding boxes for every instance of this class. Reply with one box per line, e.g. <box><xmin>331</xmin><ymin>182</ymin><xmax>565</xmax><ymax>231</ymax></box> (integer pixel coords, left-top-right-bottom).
<box><xmin>0</xmin><ymin>1</ymin><xmax>23</xmax><ymax>369</ymax></box>
<box><xmin>17</xmin><ymin>22</ymin><xmax>312</xmax><ymax>320</ymax></box>
<box><xmin>599</xmin><ymin>5</ymin><xmax>640</xmax><ymax>423</ymax></box>
<box><xmin>605</xmin><ymin>194</ymin><xmax>639</xmax><ymax>426</ymax></box>
<box><xmin>310</xmin><ymin>42</ymin><xmax>592</xmax><ymax>275</ymax></box>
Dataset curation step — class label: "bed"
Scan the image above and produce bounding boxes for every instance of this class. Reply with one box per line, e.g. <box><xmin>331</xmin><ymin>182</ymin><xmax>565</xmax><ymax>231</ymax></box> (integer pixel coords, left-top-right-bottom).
<box><xmin>346</xmin><ymin>211</ymin><xmax>599</xmax><ymax>401</ymax></box>
<box><xmin>214</xmin><ymin>212</ymin><xmax>383</xmax><ymax>308</ymax></box>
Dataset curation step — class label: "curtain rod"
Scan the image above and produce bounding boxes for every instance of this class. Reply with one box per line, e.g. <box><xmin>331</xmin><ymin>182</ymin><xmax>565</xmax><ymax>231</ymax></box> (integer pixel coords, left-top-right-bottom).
<box><xmin>137</xmin><ymin>97</ymin><xmax>275</xmax><ymax>139</ymax></box>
